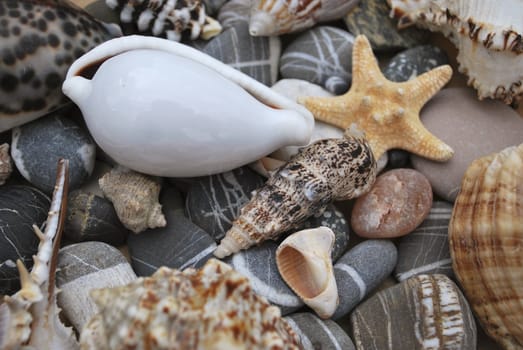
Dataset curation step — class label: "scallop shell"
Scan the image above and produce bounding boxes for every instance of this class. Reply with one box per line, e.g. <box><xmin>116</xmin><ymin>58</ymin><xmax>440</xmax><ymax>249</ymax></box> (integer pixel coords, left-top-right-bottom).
<box><xmin>276</xmin><ymin>227</ymin><xmax>338</xmax><ymax>319</ymax></box>
<box><xmin>79</xmin><ymin>258</ymin><xmax>301</xmax><ymax>349</ymax></box>
<box><xmin>387</xmin><ymin>0</ymin><xmax>523</xmax><ymax>104</ymax></box>
<box><xmin>98</xmin><ymin>167</ymin><xmax>166</xmax><ymax>233</ymax></box>
<box><xmin>214</xmin><ymin>131</ymin><xmax>377</xmax><ymax>258</ymax></box>
<box><xmin>449</xmin><ymin>143</ymin><xmax>523</xmax><ymax>349</ymax></box>
<box><xmin>105</xmin><ymin>0</ymin><xmax>222</xmax><ymax>41</ymax></box>
<box><xmin>0</xmin><ymin>159</ymin><xmax>80</xmax><ymax>349</ymax></box>
<box><xmin>249</xmin><ymin>0</ymin><xmax>359</xmax><ymax>36</ymax></box>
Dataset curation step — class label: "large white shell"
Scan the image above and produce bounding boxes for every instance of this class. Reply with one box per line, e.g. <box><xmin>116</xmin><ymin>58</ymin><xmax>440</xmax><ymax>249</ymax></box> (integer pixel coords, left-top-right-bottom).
<box><xmin>388</xmin><ymin>0</ymin><xmax>523</xmax><ymax>104</ymax></box>
<box><xmin>62</xmin><ymin>35</ymin><xmax>314</xmax><ymax>177</ymax></box>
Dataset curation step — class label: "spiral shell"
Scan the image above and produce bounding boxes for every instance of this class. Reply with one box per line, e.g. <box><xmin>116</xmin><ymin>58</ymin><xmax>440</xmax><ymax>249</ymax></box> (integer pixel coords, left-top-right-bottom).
<box><xmin>79</xmin><ymin>258</ymin><xmax>301</xmax><ymax>350</ymax></box>
<box><xmin>449</xmin><ymin>143</ymin><xmax>523</xmax><ymax>349</ymax></box>
<box><xmin>214</xmin><ymin>132</ymin><xmax>377</xmax><ymax>258</ymax></box>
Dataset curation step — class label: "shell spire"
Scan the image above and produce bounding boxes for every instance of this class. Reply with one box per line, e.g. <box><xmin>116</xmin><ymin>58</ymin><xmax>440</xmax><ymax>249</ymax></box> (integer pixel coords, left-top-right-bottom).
<box><xmin>214</xmin><ymin>136</ymin><xmax>377</xmax><ymax>258</ymax></box>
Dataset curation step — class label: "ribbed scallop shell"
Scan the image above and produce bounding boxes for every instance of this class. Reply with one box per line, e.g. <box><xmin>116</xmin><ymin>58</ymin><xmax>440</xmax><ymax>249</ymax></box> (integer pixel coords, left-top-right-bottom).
<box><xmin>449</xmin><ymin>143</ymin><xmax>523</xmax><ymax>349</ymax></box>
<box><xmin>79</xmin><ymin>258</ymin><xmax>301</xmax><ymax>350</ymax></box>
<box><xmin>387</xmin><ymin>0</ymin><xmax>523</xmax><ymax>104</ymax></box>
<box><xmin>249</xmin><ymin>0</ymin><xmax>359</xmax><ymax>36</ymax></box>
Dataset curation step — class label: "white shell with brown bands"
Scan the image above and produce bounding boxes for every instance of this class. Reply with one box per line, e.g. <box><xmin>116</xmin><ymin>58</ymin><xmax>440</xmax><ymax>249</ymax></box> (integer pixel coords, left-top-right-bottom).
<box><xmin>449</xmin><ymin>143</ymin><xmax>523</xmax><ymax>349</ymax></box>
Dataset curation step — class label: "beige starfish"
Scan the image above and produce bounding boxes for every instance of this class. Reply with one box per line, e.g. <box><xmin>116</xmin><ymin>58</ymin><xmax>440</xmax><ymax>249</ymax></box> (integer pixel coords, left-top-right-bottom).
<box><xmin>298</xmin><ymin>35</ymin><xmax>454</xmax><ymax>161</ymax></box>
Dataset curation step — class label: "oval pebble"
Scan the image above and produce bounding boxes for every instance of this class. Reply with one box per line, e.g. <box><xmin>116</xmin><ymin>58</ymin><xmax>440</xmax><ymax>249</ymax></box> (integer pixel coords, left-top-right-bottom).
<box><xmin>56</xmin><ymin>241</ymin><xmax>137</xmax><ymax>332</ymax></box>
<box><xmin>395</xmin><ymin>201</ymin><xmax>454</xmax><ymax>281</ymax></box>
<box><xmin>185</xmin><ymin>166</ymin><xmax>264</xmax><ymax>242</ymax></box>
<box><xmin>216</xmin><ymin>0</ymin><xmax>251</xmax><ymax>28</ymax></box>
<box><xmin>383</xmin><ymin>45</ymin><xmax>449</xmax><ymax>82</ymax></box>
<box><xmin>280</xmin><ymin>26</ymin><xmax>354</xmax><ymax>94</ymax></box>
<box><xmin>128</xmin><ymin>187</ymin><xmax>216</xmax><ymax>276</ymax></box>
<box><xmin>351</xmin><ymin>168</ymin><xmax>433</xmax><ymax>238</ymax></box>
<box><xmin>11</xmin><ymin>112</ymin><xmax>96</xmax><ymax>194</ymax></box>
<box><xmin>332</xmin><ymin>240</ymin><xmax>397</xmax><ymax>319</ymax></box>
<box><xmin>350</xmin><ymin>274</ymin><xmax>477</xmax><ymax>350</ymax></box>
<box><xmin>412</xmin><ymin>87</ymin><xmax>523</xmax><ymax>202</ymax></box>
<box><xmin>0</xmin><ymin>185</ymin><xmax>50</xmax><ymax>295</ymax></box>
<box><xmin>285</xmin><ymin>312</ymin><xmax>355</xmax><ymax>350</ymax></box>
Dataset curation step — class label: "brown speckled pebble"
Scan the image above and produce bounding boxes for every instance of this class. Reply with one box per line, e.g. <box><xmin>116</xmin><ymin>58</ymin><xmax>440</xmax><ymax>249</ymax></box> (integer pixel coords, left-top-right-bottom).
<box><xmin>351</xmin><ymin>168</ymin><xmax>432</xmax><ymax>238</ymax></box>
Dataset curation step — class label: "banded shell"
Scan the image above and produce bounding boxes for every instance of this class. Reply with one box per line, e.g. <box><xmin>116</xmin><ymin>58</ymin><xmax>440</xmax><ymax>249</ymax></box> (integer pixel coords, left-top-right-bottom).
<box><xmin>105</xmin><ymin>0</ymin><xmax>222</xmax><ymax>41</ymax></box>
<box><xmin>0</xmin><ymin>0</ymin><xmax>120</xmax><ymax>132</ymax></box>
<box><xmin>249</xmin><ymin>0</ymin><xmax>359</xmax><ymax>36</ymax></box>
<box><xmin>276</xmin><ymin>227</ymin><xmax>339</xmax><ymax>319</ymax></box>
<box><xmin>214</xmin><ymin>131</ymin><xmax>377</xmax><ymax>258</ymax></box>
<box><xmin>388</xmin><ymin>0</ymin><xmax>523</xmax><ymax>104</ymax></box>
<box><xmin>449</xmin><ymin>143</ymin><xmax>523</xmax><ymax>349</ymax></box>
<box><xmin>79</xmin><ymin>258</ymin><xmax>301</xmax><ymax>349</ymax></box>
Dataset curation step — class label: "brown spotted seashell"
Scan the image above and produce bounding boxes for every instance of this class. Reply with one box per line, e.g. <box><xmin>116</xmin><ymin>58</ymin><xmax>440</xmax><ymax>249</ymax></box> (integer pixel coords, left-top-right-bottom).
<box><xmin>214</xmin><ymin>132</ymin><xmax>377</xmax><ymax>258</ymax></box>
<box><xmin>79</xmin><ymin>258</ymin><xmax>301</xmax><ymax>350</ymax></box>
<box><xmin>449</xmin><ymin>143</ymin><xmax>523</xmax><ymax>349</ymax></box>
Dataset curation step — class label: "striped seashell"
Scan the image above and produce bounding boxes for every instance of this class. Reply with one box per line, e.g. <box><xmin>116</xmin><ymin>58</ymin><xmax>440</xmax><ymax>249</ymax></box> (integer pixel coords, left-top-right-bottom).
<box><xmin>105</xmin><ymin>0</ymin><xmax>222</xmax><ymax>41</ymax></box>
<box><xmin>449</xmin><ymin>143</ymin><xmax>523</xmax><ymax>349</ymax></box>
<box><xmin>249</xmin><ymin>0</ymin><xmax>359</xmax><ymax>36</ymax></box>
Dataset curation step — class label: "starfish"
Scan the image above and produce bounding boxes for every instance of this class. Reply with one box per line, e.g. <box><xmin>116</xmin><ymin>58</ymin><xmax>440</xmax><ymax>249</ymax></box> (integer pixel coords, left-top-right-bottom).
<box><xmin>298</xmin><ymin>35</ymin><xmax>454</xmax><ymax>161</ymax></box>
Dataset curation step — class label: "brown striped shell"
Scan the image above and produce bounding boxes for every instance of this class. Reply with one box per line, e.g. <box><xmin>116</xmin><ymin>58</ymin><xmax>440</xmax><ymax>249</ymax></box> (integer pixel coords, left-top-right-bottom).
<box><xmin>449</xmin><ymin>143</ymin><xmax>523</xmax><ymax>349</ymax></box>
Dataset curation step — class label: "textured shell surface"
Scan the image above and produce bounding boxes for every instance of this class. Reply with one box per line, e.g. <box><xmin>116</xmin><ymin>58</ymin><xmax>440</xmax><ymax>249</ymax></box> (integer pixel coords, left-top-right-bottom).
<box><xmin>388</xmin><ymin>0</ymin><xmax>523</xmax><ymax>104</ymax></box>
<box><xmin>449</xmin><ymin>143</ymin><xmax>523</xmax><ymax>349</ymax></box>
<box><xmin>62</xmin><ymin>35</ymin><xmax>313</xmax><ymax>177</ymax></box>
<box><xmin>214</xmin><ymin>133</ymin><xmax>377</xmax><ymax>258</ymax></box>
<box><xmin>79</xmin><ymin>258</ymin><xmax>301</xmax><ymax>350</ymax></box>
<box><xmin>0</xmin><ymin>0</ymin><xmax>120</xmax><ymax>132</ymax></box>
<box><xmin>249</xmin><ymin>0</ymin><xmax>359</xmax><ymax>36</ymax></box>
<box><xmin>105</xmin><ymin>0</ymin><xmax>222</xmax><ymax>41</ymax></box>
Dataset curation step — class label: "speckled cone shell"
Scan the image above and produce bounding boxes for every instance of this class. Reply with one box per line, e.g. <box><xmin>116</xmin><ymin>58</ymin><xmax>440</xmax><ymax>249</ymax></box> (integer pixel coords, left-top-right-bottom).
<box><xmin>449</xmin><ymin>143</ymin><xmax>523</xmax><ymax>349</ymax></box>
<box><xmin>79</xmin><ymin>258</ymin><xmax>301</xmax><ymax>350</ymax></box>
<box><xmin>276</xmin><ymin>227</ymin><xmax>338</xmax><ymax>319</ymax></box>
<box><xmin>98</xmin><ymin>167</ymin><xmax>166</xmax><ymax>233</ymax></box>
<box><xmin>388</xmin><ymin>0</ymin><xmax>523</xmax><ymax>104</ymax></box>
<box><xmin>214</xmin><ymin>133</ymin><xmax>377</xmax><ymax>258</ymax></box>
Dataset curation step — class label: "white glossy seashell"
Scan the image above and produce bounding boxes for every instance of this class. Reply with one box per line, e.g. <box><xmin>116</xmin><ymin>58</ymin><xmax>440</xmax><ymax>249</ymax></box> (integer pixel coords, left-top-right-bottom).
<box><xmin>276</xmin><ymin>227</ymin><xmax>339</xmax><ymax>319</ymax></box>
<box><xmin>62</xmin><ymin>35</ymin><xmax>314</xmax><ymax>177</ymax></box>
<box><xmin>388</xmin><ymin>0</ymin><xmax>523</xmax><ymax>104</ymax></box>
<box><xmin>249</xmin><ymin>0</ymin><xmax>359</xmax><ymax>36</ymax></box>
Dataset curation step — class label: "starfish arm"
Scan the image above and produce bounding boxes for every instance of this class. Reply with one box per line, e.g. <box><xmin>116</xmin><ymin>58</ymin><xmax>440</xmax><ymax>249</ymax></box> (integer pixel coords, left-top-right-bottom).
<box><xmin>406</xmin><ymin>65</ymin><xmax>453</xmax><ymax>107</ymax></box>
<box><xmin>298</xmin><ymin>95</ymin><xmax>354</xmax><ymax>129</ymax></box>
<box><xmin>401</xmin><ymin>117</ymin><xmax>454</xmax><ymax>161</ymax></box>
<box><xmin>351</xmin><ymin>35</ymin><xmax>384</xmax><ymax>87</ymax></box>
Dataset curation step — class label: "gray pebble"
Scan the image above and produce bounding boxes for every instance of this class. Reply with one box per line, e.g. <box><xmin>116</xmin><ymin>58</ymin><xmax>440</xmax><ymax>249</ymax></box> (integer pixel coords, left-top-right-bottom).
<box><xmin>395</xmin><ymin>201</ymin><xmax>454</xmax><ymax>281</ymax></box>
<box><xmin>217</xmin><ymin>0</ymin><xmax>250</xmax><ymax>28</ymax></box>
<box><xmin>383</xmin><ymin>45</ymin><xmax>449</xmax><ymax>82</ymax></box>
<box><xmin>128</xmin><ymin>187</ymin><xmax>216</xmax><ymax>276</ymax></box>
<box><xmin>202</xmin><ymin>0</ymin><xmax>228</xmax><ymax>15</ymax></box>
<box><xmin>285</xmin><ymin>312</ymin><xmax>355</xmax><ymax>350</ymax></box>
<box><xmin>280</xmin><ymin>26</ymin><xmax>354</xmax><ymax>94</ymax></box>
<box><xmin>11</xmin><ymin>112</ymin><xmax>96</xmax><ymax>194</ymax></box>
<box><xmin>56</xmin><ymin>241</ymin><xmax>137</xmax><ymax>332</ymax></box>
<box><xmin>332</xmin><ymin>240</ymin><xmax>398</xmax><ymax>319</ymax></box>
<box><xmin>185</xmin><ymin>166</ymin><xmax>264</xmax><ymax>242</ymax></box>
<box><xmin>387</xmin><ymin>149</ymin><xmax>410</xmax><ymax>169</ymax></box>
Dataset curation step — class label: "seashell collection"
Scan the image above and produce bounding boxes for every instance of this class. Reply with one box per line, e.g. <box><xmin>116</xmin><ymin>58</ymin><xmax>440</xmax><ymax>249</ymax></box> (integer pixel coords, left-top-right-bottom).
<box><xmin>1</xmin><ymin>0</ymin><xmax>522</xmax><ymax>349</ymax></box>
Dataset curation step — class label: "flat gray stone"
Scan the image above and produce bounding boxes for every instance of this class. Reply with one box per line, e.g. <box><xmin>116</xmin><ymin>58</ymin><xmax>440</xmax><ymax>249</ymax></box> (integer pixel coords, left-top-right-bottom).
<box><xmin>217</xmin><ymin>0</ymin><xmax>251</xmax><ymax>28</ymax></box>
<box><xmin>383</xmin><ymin>45</ymin><xmax>449</xmax><ymax>82</ymax></box>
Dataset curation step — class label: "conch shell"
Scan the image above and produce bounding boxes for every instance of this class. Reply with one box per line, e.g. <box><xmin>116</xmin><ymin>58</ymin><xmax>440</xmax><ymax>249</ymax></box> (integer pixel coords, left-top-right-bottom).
<box><xmin>249</xmin><ymin>0</ymin><xmax>359</xmax><ymax>36</ymax></box>
<box><xmin>62</xmin><ymin>35</ymin><xmax>313</xmax><ymax>177</ymax></box>
<box><xmin>276</xmin><ymin>227</ymin><xmax>338</xmax><ymax>319</ymax></box>
<box><xmin>387</xmin><ymin>0</ymin><xmax>523</xmax><ymax>104</ymax></box>
<box><xmin>449</xmin><ymin>143</ymin><xmax>523</xmax><ymax>349</ymax></box>
<box><xmin>0</xmin><ymin>159</ymin><xmax>79</xmax><ymax>349</ymax></box>
<box><xmin>79</xmin><ymin>258</ymin><xmax>301</xmax><ymax>349</ymax></box>
<box><xmin>214</xmin><ymin>131</ymin><xmax>377</xmax><ymax>258</ymax></box>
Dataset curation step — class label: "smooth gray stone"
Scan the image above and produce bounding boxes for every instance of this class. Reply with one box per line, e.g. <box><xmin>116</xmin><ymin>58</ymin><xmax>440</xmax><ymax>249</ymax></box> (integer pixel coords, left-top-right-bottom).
<box><xmin>350</xmin><ymin>274</ymin><xmax>477</xmax><ymax>350</ymax></box>
<box><xmin>343</xmin><ymin>0</ymin><xmax>429</xmax><ymax>51</ymax></box>
<box><xmin>56</xmin><ymin>241</ymin><xmax>137</xmax><ymax>332</ymax></box>
<box><xmin>203</xmin><ymin>21</ymin><xmax>281</xmax><ymax>85</ymax></box>
<box><xmin>387</xmin><ymin>149</ymin><xmax>410</xmax><ymax>169</ymax></box>
<box><xmin>185</xmin><ymin>166</ymin><xmax>264</xmax><ymax>242</ymax></box>
<box><xmin>395</xmin><ymin>201</ymin><xmax>454</xmax><ymax>281</ymax></box>
<box><xmin>226</xmin><ymin>241</ymin><xmax>303</xmax><ymax>315</ymax></box>
<box><xmin>11</xmin><ymin>112</ymin><xmax>96</xmax><ymax>194</ymax></box>
<box><xmin>217</xmin><ymin>0</ymin><xmax>250</xmax><ymax>28</ymax></box>
<box><xmin>202</xmin><ymin>0</ymin><xmax>228</xmax><ymax>15</ymax></box>
<box><xmin>383</xmin><ymin>45</ymin><xmax>449</xmax><ymax>82</ymax></box>
<box><xmin>128</xmin><ymin>187</ymin><xmax>216</xmax><ymax>276</ymax></box>
<box><xmin>0</xmin><ymin>185</ymin><xmax>50</xmax><ymax>295</ymax></box>
<box><xmin>332</xmin><ymin>240</ymin><xmax>398</xmax><ymax>319</ymax></box>
<box><xmin>280</xmin><ymin>26</ymin><xmax>354</xmax><ymax>94</ymax></box>
<box><xmin>285</xmin><ymin>312</ymin><xmax>356</xmax><ymax>350</ymax></box>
